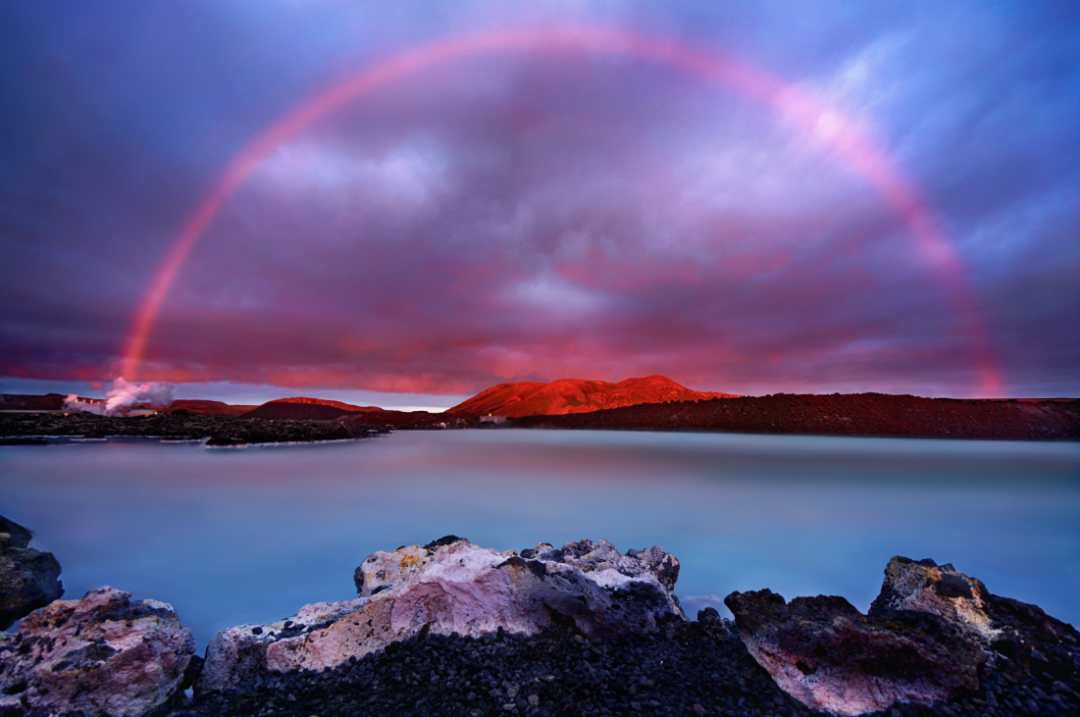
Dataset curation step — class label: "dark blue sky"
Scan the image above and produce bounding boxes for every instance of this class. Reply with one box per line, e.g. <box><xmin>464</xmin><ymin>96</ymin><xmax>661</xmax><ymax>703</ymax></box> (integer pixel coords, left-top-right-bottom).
<box><xmin>1</xmin><ymin>1</ymin><xmax>1077</xmax><ymax>403</ymax></box>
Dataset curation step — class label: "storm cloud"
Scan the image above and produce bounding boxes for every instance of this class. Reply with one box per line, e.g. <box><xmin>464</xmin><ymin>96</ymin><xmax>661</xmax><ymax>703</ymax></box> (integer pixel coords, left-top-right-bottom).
<box><xmin>1</xmin><ymin>1</ymin><xmax>1077</xmax><ymax>398</ymax></box>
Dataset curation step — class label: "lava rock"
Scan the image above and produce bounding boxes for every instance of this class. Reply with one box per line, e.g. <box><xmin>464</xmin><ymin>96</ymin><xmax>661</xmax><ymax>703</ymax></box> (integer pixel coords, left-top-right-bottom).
<box><xmin>725</xmin><ymin>556</ymin><xmax>1080</xmax><ymax>716</ymax></box>
<box><xmin>199</xmin><ymin>537</ymin><xmax>685</xmax><ymax>693</ymax></box>
<box><xmin>0</xmin><ymin>514</ymin><xmax>63</xmax><ymax>630</ymax></box>
<box><xmin>870</xmin><ymin>556</ymin><xmax>1080</xmax><ymax>680</ymax></box>
<box><xmin>724</xmin><ymin>588</ymin><xmax>984</xmax><ymax>716</ymax></box>
<box><xmin>0</xmin><ymin>586</ymin><xmax>196</xmax><ymax>717</ymax></box>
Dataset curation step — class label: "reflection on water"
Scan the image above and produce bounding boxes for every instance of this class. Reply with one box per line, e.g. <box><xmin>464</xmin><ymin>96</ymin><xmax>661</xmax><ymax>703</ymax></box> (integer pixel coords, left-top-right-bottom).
<box><xmin>2</xmin><ymin>430</ymin><xmax>1078</xmax><ymax>648</ymax></box>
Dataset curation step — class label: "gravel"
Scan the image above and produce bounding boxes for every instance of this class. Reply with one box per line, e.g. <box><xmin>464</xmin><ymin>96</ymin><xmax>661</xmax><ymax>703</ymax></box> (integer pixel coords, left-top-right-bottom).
<box><xmin>165</xmin><ymin>612</ymin><xmax>1080</xmax><ymax>717</ymax></box>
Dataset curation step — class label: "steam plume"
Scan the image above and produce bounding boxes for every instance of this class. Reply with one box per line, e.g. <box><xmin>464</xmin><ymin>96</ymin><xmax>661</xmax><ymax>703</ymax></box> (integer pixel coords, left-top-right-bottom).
<box><xmin>64</xmin><ymin>377</ymin><xmax>174</xmax><ymax>416</ymax></box>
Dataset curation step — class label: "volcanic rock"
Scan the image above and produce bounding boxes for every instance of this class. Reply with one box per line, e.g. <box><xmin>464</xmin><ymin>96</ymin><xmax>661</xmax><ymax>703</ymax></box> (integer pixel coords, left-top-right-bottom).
<box><xmin>724</xmin><ymin>589</ymin><xmax>985</xmax><ymax>716</ymax></box>
<box><xmin>447</xmin><ymin>375</ymin><xmax>738</xmax><ymax>418</ymax></box>
<box><xmin>198</xmin><ymin>537</ymin><xmax>684</xmax><ymax>692</ymax></box>
<box><xmin>725</xmin><ymin>556</ymin><xmax>1080</xmax><ymax>716</ymax></box>
<box><xmin>870</xmin><ymin>556</ymin><xmax>1080</xmax><ymax>680</ymax></box>
<box><xmin>0</xmin><ymin>514</ymin><xmax>63</xmax><ymax>630</ymax></box>
<box><xmin>0</xmin><ymin>586</ymin><xmax>197</xmax><ymax>717</ymax></box>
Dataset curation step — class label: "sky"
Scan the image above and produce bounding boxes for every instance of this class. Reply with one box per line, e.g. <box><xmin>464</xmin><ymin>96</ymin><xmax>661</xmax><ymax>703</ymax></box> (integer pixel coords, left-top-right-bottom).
<box><xmin>1</xmin><ymin>1</ymin><xmax>1077</xmax><ymax>408</ymax></box>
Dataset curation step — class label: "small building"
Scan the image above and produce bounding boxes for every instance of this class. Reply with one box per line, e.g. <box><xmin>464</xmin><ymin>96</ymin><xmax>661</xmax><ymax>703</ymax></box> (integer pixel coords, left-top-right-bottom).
<box><xmin>479</xmin><ymin>415</ymin><xmax>507</xmax><ymax>425</ymax></box>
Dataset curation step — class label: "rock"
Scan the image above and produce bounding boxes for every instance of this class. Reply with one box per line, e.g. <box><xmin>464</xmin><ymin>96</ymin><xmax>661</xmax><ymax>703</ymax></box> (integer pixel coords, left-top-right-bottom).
<box><xmin>870</xmin><ymin>556</ymin><xmax>1080</xmax><ymax>680</ymax></box>
<box><xmin>0</xmin><ymin>586</ymin><xmax>196</xmax><ymax>717</ymax></box>
<box><xmin>199</xmin><ymin>537</ymin><xmax>684</xmax><ymax>692</ymax></box>
<box><xmin>198</xmin><ymin>598</ymin><xmax>368</xmax><ymax>693</ymax></box>
<box><xmin>0</xmin><ymin>514</ymin><xmax>63</xmax><ymax>630</ymax></box>
<box><xmin>724</xmin><ymin>589</ymin><xmax>984</xmax><ymax>717</ymax></box>
<box><xmin>868</xmin><ymin>556</ymin><xmax>999</xmax><ymax>641</ymax></box>
<box><xmin>725</xmin><ymin>556</ymin><xmax>1080</xmax><ymax>716</ymax></box>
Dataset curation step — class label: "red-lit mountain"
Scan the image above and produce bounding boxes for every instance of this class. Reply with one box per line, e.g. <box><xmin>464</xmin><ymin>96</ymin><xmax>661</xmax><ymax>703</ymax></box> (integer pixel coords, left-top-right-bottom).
<box><xmin>447</xmin><ymin>376</ymin><xmax>738</xmax><ymax>418</ymax></box>
<box><xmin>242</xmin><ymin>397</ymin><xmax>383</xmax><ymax>421</ymax></box>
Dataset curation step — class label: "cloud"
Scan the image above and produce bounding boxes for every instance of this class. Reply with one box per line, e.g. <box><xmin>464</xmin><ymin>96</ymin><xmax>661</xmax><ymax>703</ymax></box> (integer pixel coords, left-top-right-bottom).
<box><xmin>0</xmin><ymin>2</ymin><xmax>1077</xmax><ymax>397</ymax></box>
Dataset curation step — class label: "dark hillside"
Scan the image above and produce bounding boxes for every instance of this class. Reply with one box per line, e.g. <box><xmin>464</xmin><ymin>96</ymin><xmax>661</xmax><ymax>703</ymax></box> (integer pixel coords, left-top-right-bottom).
<box><xmin>512</xmin><ymin>393</ymin><xmax>1080</xmax><ymax>441</ymax></box>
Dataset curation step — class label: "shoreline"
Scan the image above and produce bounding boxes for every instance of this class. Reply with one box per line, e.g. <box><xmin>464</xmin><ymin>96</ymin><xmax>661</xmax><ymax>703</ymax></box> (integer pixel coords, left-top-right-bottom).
<box><xmin>3</xmin><ymin>391</ymin><xmax>1080</xmax><ymax>447</ymax></box>
<box><xmin>4</xmin><ymin>530</ymin><xmax>1078</xmax><ymax>717</ymax></box>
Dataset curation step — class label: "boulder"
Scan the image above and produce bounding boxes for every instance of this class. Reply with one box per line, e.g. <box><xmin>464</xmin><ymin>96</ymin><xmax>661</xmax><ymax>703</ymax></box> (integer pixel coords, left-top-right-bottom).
<box><xmin>0</xmin><ymin>514</ymin><xmax>63</xmax><ymax>630</ymax></box>
<box><xmin>199</xmin><ymin>537</ymin><xmax>684</xmax><ymax>692</ymax></box>
<box><xmin>0</xmin><ymin>586</ymin><xmax>197</xmax><ymax>717</ymax></box>
<box><xmin>868</xmin><ymin>556</ymin><xmax>999</xmax><ymax>640</ymax></box>
<box><xmin>870</xmin><ymin>556</ymin><xmax>1080</xmax><ymax>680</ymax></box>
<box><xmin>724</xmin><ymin>589</ymin><xmax>984</xmax><ymax>717</ymax></box>
<box><xmin>725</xmin><ymin>556</ymin><xmax>1080</xmax><ymax>716</ymax></box>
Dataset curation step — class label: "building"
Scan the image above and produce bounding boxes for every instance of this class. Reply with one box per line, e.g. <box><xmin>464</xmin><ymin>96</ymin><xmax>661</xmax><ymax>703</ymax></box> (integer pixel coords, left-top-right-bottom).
<box><xmin>478</xmin><ymin>415</ymin><xmax>507</xmax><ymax>425</ymax></box>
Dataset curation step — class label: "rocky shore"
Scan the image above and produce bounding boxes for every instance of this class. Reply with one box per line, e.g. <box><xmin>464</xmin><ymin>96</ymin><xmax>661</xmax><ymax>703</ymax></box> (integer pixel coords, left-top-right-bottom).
<box><xmin>0</xmin><ymin>411</ymin><xmax>392</xmax><ymax>447</ymax></box>
<box><xmin>0</xmin><ymin>407</ymin><xmax>475</xmax><ymax>447</ymax></box>
<box><xmin>2</xmin><ymin>520</ymin><xmax>1078</xmax><ymax>717</ymax></box>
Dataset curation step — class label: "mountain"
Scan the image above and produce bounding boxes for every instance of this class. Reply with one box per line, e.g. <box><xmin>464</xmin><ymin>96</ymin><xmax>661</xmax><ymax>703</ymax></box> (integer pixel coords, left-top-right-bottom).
<box><xmin>242</xmin><ymin>397</ymin><xmax>383</xmax><ymax>421</ymax></box>
<box><xmin>447</xmin><ymin>376</ymin><xmax>738</xmax><ymax>418</ymax></box>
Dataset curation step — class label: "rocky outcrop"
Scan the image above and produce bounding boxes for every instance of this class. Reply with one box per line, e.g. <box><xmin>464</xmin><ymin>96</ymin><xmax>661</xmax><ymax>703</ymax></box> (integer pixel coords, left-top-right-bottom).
<box><xmin>0</xmin><ymin>586</ymin><xmax>197</xmax><ymax>717</ymax></box>
<box><xmin>198</xmin><ymin>537</ymin><xmax>684</xmax><ymax>692</ymax></box>
<box><xmin>724</xmin><ymin>589</ymin><xmax>985</xmax><ymax>716</ymax></box>
<box><xmin>869</xmin><ymin>556</ymin><xmax>1080</xmax><ymax>681</ymax></box>
<box><xmin>0</xmin><ymin>514</ymin><xmax>63</xmax><ymax>630</ymax></box>
<box><xmin>725</xmin><ymin>556</ymin><xmax>1080</xmax><ymax>716</ymax></box>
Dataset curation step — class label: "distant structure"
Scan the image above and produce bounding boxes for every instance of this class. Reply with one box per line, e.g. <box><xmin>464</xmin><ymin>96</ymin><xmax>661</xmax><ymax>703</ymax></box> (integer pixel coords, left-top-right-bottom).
<box><xmin>479</xmin><ymin>415</ymin><xmax>507</xmax><ymax>425</ymax></box>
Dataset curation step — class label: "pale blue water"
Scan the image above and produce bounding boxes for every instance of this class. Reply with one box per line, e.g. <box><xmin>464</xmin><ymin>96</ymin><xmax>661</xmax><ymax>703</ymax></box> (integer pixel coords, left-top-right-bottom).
<box><xmin>2</xmin><ymin>430</ymin><xmax>1078</xmax><ymax>650</ymax></box>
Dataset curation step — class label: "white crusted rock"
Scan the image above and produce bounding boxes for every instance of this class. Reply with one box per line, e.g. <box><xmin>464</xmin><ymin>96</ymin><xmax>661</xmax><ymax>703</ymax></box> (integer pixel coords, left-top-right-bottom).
<box><xmin>198</xmin><ymin>597</ymin><xmax>367</xmax><ymax>693</ymax></box>
<box><xmin>0</xmin><ymin>586</ymin><xmax>195</xmax><ymax>717</ymax></box>
<box><xmin>199</xmin><ymin>537</ymin><xmax>684</xmax><ymax>691</ymax></box>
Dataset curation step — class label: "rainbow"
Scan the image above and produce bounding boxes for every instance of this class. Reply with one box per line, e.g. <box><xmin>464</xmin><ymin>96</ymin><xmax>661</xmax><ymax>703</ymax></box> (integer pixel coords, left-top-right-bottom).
<box><xmin>120</xmin><ymin>27</ymin><xmax>1002</xmax><ymax>394</ymax></box>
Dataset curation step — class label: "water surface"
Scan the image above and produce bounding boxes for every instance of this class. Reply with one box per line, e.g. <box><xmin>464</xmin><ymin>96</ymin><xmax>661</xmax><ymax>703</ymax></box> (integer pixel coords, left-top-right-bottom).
<box><xmin>2</xmin><ymin>430</ymin><xmax>1078</xmax><ymax>649</ymax></box>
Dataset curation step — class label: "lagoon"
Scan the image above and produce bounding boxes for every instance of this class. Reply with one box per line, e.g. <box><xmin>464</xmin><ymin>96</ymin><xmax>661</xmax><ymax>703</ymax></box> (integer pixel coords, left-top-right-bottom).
<box><xmin>2</xmin><ymin>430</ymin><xmax>1078</xmax><ymax>649</ymax></box>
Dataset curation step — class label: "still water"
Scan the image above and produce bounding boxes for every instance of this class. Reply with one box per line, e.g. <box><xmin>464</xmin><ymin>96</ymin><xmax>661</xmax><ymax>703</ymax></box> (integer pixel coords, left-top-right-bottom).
<box><xmin>2</xmin><ymin>430</ymin><xmax>1079</xmax><ymax>649</ymax></box>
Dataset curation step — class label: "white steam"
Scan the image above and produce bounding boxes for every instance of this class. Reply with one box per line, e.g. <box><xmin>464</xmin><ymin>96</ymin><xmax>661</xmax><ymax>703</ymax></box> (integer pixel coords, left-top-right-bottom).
<box><xmin>64</xmin><ymin>377</ymin><xmax>175</xmax><ymax>417</ymax></box>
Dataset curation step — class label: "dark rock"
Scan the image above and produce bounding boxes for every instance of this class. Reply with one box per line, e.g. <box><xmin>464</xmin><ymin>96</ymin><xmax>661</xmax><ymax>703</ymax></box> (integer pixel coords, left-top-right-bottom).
<box><xmin>870</xmin><ymin>556</ymin><xmax>1080</xmax><ymax>682</ymax></box>
<box><xmin>0</xmin><ymin>514</ymin><xmax>63</xmax><ymax>630</ymax></box>
<box><xmin>725</xmin><ymin>556</ymin><xmax>1080</xmax><ymax>716</ymax></box>
<box><xmin>724</xmin><ymin>589</ymin><xmax>984</xmax><ymax>716</ymax></box>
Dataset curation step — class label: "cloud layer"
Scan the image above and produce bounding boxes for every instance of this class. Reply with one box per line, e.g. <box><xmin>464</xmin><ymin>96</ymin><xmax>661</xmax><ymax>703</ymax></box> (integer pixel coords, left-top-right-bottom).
<box><xmin>1</xmin><ymin>1</ymin><xmax>1077</xmax><ymax>397</ymax></box>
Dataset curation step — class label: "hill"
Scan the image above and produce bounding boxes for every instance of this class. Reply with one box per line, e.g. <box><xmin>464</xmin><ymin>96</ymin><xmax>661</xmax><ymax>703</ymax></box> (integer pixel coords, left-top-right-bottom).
<box><xmin>166</xmin><ymin>400</ymin><xmax>258</xmax><ymax>417</ymax></box>
<box><xmin>511</xmin><ymin>393</ymin><xmax>1080</xmax><ymax>441</ymax></box>
<box><xmin>0</xmin><ymin>394</ymin><xmax>69</xmax><ymax>411</ymax></box>
<box><xmin>242</xmin><ymin>397</ymin><xmax>383</xmax><ymax>421</ymax></box>
<box><xmin>447</xmin><ymin>375</ymin><xmax>738</xmax><ymax>418</ymax></box>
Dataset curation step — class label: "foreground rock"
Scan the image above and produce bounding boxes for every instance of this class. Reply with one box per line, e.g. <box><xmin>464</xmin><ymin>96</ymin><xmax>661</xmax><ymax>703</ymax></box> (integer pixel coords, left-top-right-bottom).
<box><xmin>198</xmin><ymin>537</ymin><xmax>684</xmax><ymax>692</ymax></box>
<box><xmin>0</xmin><ymin>587</ymin><xmax>197</xmax><ymax>717</ymax></box>
<box><xmin>170</xmin><ymin>611</ymin><xmax>1080</xmax><ymax>717</ymax></box>
<box><xmin>726</xmin><ymin>556</ymin><xmax>1080</xmax><ymax>716</ymax></box>
<box><xmin>0</xmin><ymin>514</ymin><xmax>63</xmax><ymax>629</ymax></box>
